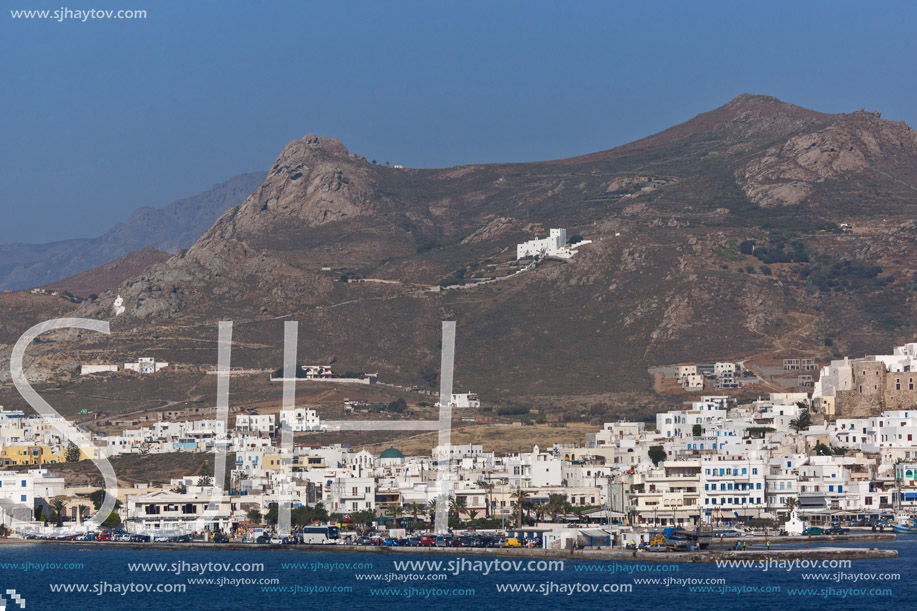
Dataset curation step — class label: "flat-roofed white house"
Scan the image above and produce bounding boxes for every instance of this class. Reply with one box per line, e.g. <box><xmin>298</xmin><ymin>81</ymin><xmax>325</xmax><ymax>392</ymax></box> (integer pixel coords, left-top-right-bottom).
<box><xmin>279</xmin><ymin>408</ymin><xmax>324</xmax><ymax>432</ymax></box>
<box><xmin>125</xmin><ymin>490</ymin><xmax>233</xmax><ymax>534</ymax></box>
<box><xmin>235</xmin><ymin>414</ymin><xmax>276</xmax><ymax>434</ymax></box>
<box><xmin>124</xmin><ymin>357</ymin><xmax>168</xmax><ymax>374</ymax></box>
<box><xmin>451</xmin><ymin>393</ymin><xmax>480</xmax><ymax>408</ymax></box>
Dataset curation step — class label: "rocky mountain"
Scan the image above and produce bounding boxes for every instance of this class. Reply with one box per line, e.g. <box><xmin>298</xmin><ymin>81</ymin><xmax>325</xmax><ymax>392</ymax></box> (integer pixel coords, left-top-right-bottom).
<box><xmin>27</xmin><ymin>94</ymin><xmax>917</xmax><ymax>412</ymax></box>
<box><xmin>0</xmin><ymin>172</ymin><xmax>266</xmax><ymax>291</ymax></box>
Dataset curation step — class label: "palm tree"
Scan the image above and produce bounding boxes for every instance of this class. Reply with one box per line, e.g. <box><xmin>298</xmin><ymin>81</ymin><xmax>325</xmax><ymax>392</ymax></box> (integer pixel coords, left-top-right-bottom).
<box><xmin>482</xmin><ymin>481</ymin><xmax>495</xmax><ymax>518</ymax></box>
<box><xmin>390</xmin><ymin>504</ymin><xmax>403</xmax><ymax>527</ymax></box>
<box><xmin>784</xmin><ymin>497</ymin><xmax>799</xmax><ymax>516</ymax></box>
<box><xmin>408</xmin><ymin>502</ymin><xmax>423</xmax><ymax>527</ymax></box>
<box><xmin>450</xmin><ymin>496</ymin><xmax>468</xmax><ymax>522</ymax></box>
<box><xmin>547</xmin><ymin>493</ymin><xmax>567</xmax><ymax>521</ymax></box>
<box><xmin>512</xmin><ymin>490</ymin><xmax>530</xmax><ymax>528</ymax></box>
<box><xmin>50</xmin><ymin>498</ymin><xmax>66</xmax><ymax>526</ymax></box>
<box><xmin>427</xmin><ymin>499</ymin><xmax>438</xmax><ymax>522</ymax></box>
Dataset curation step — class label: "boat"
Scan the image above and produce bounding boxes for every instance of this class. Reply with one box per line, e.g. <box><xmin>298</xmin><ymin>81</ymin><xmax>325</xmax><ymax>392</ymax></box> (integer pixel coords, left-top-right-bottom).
<box><xmin>661</xmin><ymin>526</ymin><xmax>711</xmax><ymax>550</ymax></box>
<box><xmin>890</xmin><ymin>513</ymin><xmax>917</xmax><ymax>534</ymax></box>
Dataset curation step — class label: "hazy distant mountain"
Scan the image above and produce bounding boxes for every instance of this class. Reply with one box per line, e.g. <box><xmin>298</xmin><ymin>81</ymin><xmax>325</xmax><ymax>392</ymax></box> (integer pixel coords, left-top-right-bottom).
<box><xmin>41</xmin><ymin>248</ymin><xmax>172</xmax><ymax>298</ymax></box>
<box><xmin>0</xmin><ymin>172</ymin><xmax>266</xmax><ymax>291</ymax></box>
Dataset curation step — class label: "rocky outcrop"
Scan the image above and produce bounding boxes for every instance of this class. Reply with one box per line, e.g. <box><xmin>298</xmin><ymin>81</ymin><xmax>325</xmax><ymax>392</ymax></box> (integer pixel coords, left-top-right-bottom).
<box><xmin>736</xmin><ymin>110</ymin><xmax>917</xmax><ymax>206</ymax></box>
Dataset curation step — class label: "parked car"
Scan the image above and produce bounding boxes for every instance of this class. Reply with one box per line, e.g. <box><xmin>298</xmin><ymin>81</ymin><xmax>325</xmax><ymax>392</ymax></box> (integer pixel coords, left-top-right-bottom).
<box><xmin>434</xmin><ymin>536</ymin><xmax>451</xmax><ymax>547</ymax></box>
<box><xmin>212</xmin><ymin>533</ymin><xmax>230</xmax><ymax>543</ymax></box>
<box><xmin>803</xmin><ymin>527</ymin><xmax>824</xmax><ymax>536</ymax></box>
<box><xmin>269</xmin><ymin>536</ymin><xmax>284</xmax><ymax>544</ymax></box>
<box><xmin>129</xmin><ymin>534</ymin><xmax>151</xmax><ymax>543</ymax></box>
<box><xmin>825</xmin><ymin>525</ymin><xmax>849</xmax><ymax>535</ymax></box>
<box><xmin>419</xmin><ymin>534</ymin><xmax>437</xmax><ymax>547</ymax></box>
<box><xmin>714</xmin><ymin>530</ymin><xmax>743</xmax><ymax>538</ymax></box>
<box><xmin>405</xmin><ymin>537</ymin><xmax>421</xmax><ymax>547</ymax></box>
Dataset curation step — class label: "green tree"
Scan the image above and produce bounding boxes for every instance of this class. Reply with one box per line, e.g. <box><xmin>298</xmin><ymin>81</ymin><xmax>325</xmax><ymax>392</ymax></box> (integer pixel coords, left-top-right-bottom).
<box><xmin>265</xmin><ymin>503</ymin><xmax>278</xmax><ymax>525</ymax></box>
<box><xmin>512</xmin><ymin>490</ymin><xmax>530</xmax><ymax>528</ymax></box>
<box><xmin>385</xmin><ymin>398</ymin><xmax>407</xmax><ymax>413</ymax></box>
<box><xmin>407</xmin><ymin>501</ymin><xmax>423</xmax><ymax>525</ymax></box>
<box><xmin>65</xmin><ymin>441</ymin><xmax>80</xmax><ymax>463</ymax></box>
<box><xmin>50</xmin><ymin>498</ymin><xmax>66</xmax><ymax>526</ymax></box>
<box><xmin>648</xmin><ymin>446</ymin><xmax>667</xmax><ymax>466</ymax></box>
<box><xmin>350</xmin><ymin>510</ymin><xmax>376</xmax><ymax>530</ymax></box>
<box><xmin>89</xmin><ymin>489</ymin><xmax>106</xmax><ymax>510</ymax></box>
<box><xmin>247</xmin><ymin>509</ymin><xmax>263</xmax><ymax>525</ymax></box>
<box><xmin>291</xmin><ymin>503</ymin><xmax>330</xmax><ymax>526</ymax></box>
<box><xmin>546</xmin><ymin>493</ymin><xmax>567</xmax><ymax>521</ymax></box>
<box><xmin>197</xmin><ymin>475</ymin><xmax>213</xmax><ymax>487</ymax></box>
<box><xmin>790</xmin><ymin>408</ymin><xmax>811</xmax><ymax>432</ymax></box>
<box><xmin>101</xmin><ymin>512</ymin><xmax>121</xmax><ymax>529</ymax></box>
<box><xmin>449</xmin><ymin>496</ymin><xmax>467</xmax><ymax>521</ymax></box>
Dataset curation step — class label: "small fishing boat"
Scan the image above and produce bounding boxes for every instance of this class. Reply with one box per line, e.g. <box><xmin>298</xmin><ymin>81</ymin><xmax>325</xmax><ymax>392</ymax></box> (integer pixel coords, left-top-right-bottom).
<box><xmin>890</xmin><ymin>513</ymin><xmax>917</xmax><ymax>534</ymax></box>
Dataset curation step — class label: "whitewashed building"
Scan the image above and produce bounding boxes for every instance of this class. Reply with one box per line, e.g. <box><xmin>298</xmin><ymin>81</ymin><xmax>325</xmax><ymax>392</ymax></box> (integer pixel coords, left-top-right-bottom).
<box><xmin>235</xmin><ymin>414</ymin><xmax>276</xmax><ymax>434</ymax></box>
<box><xmin>279</xmin><ymin>408</ymin><xmax>323</xmax><ymax>432</ymax></box>
<box><xmin>124</xmin><ymin>357</ymin><xmax>168</xmax><ymax>374</ymax></box>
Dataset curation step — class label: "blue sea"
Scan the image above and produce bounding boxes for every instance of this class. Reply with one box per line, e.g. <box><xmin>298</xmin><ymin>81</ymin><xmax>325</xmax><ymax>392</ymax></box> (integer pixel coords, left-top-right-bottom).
<box><xmin>0</xmin><ymin>539</ymin><xmax>911</xmax><ymax>610</ymax></box>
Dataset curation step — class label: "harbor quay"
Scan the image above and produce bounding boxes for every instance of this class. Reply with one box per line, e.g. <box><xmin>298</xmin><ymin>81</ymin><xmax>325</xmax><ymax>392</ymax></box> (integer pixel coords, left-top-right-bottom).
<box><xmin>1</xmin><ymin>536</ymin><xmax>897</xmax><ymax>563</ymax></box>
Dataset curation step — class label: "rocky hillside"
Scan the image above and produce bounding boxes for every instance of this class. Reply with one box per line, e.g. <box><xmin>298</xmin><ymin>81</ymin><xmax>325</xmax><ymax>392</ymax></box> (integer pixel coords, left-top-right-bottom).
<box><xmin>16</xmin><ymin>94</ymin><xmax>917</xmax><ymax>412</ymax></box>
<box><xmin>0</xmin><ymin>172</ymin><xmax>266</xmax><ymax>291</ymax></box>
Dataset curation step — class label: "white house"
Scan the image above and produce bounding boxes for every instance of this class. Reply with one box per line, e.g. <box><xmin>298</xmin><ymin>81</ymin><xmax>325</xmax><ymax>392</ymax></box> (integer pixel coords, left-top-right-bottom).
<box><xmin>681</xmin><ymin>374</ymin><xmax>703</xmax><ymax>391</ymax></box>
<box><xmin>451</xmin><ymin>393</ymin><xmax>480</xmax><ymax>408</ymax></box>
<box><xmin>124</xmin><ymin>357</ymin><xmax>168</xmax><ymax>374</ymax></box>
<box><xmin>125</xmin><ymin>490</ymin><xmax>233</xmax><ymax>534</ymax></box>
<box><xmin>0</xmin><ymin>472</ymin><xmax>34</xmax><ymax>520</ymax></box>
<box><xmin>279</xmin><ymin>408</ymin><xmax>324</xmax><ymax>432</ymax></box>
<box><xmin>235</xmin><ymin>414</ymin><xmax>276</xmax><ymax>434</ymax></box>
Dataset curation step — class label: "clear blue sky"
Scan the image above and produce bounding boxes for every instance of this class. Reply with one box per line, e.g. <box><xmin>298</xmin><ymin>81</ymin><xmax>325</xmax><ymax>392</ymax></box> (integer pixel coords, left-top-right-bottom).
<box><xmin>1</xmin><ymin>0</ymin><xmax>915</xmax><ymax>244</ymax></box>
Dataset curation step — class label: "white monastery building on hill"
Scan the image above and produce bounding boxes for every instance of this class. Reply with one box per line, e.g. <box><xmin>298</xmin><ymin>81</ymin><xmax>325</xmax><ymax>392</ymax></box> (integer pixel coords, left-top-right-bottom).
<box><xmin>516</xmin><ymin>228</ymin><xmax>591</xmax><ymax>260</ymax></box>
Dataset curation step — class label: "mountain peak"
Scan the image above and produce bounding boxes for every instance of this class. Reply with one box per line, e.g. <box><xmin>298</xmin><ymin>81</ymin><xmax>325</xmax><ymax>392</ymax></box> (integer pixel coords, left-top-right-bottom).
<box><xmin>725</xmin><ymin>93</ymin><xmax>787</xmax><ymax>106</ymax></box>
